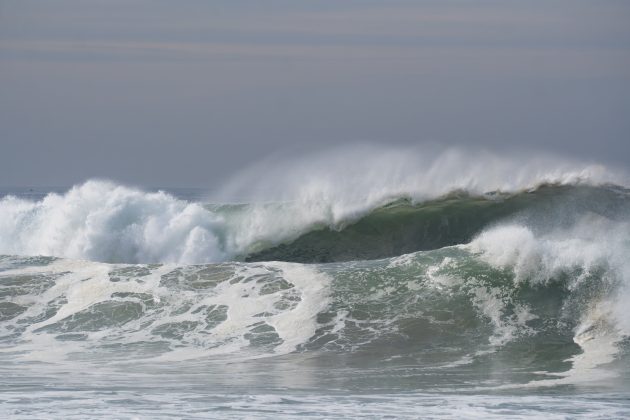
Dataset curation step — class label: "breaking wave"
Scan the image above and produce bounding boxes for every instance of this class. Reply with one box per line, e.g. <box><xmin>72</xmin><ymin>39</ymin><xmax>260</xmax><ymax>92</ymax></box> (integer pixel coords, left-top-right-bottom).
<box><xmin>1</xmin><ymin>148</ymin><xmax>629</xmax><ymax>390</ymax></box>
<box><xmin>0</xmin><ymin>148</ymin><xmax>626</xmax><ymax>265</ymax></box>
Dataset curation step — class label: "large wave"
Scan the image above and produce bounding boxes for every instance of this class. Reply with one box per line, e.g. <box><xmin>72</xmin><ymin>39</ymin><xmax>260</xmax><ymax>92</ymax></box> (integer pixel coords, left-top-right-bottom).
<box><xmin>0</xmin><ymin>148</ymin><xmax>626</xmax><ymax>265</ymax></box>
<box><xmin>1</xmin><ymin>148</ymin><xmax>629</xmax><ymax>389</ymax></box>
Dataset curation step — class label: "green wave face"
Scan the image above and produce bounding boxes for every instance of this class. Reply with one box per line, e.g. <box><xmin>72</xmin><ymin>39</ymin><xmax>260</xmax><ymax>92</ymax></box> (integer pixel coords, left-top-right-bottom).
<box><xmin>246</xmin><ymin>184</ymin><xmax>630</xmax><ymax>263</ymax></box>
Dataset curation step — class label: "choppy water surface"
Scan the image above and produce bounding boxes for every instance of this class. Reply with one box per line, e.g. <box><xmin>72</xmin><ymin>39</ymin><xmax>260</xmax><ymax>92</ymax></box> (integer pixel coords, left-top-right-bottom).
<box><xmin>1</xmin><ymin>160</ymin><xmax>630</xmax><ymax>418</ymax></box>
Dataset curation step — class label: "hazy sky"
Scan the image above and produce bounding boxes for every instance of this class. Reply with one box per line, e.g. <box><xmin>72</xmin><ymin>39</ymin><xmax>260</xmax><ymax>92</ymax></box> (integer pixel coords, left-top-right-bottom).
<box><xmin>1</xmin><ymin>0</ymin><xmax>629</xmax><ymax>187</ymax></box>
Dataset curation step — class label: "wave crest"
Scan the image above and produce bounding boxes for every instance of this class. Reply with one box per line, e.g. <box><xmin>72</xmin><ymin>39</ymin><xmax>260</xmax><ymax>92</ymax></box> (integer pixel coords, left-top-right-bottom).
<box><xmin>0</xmin><ymin>148</ymin><xmax>627</xmax><ymax>264</ymax></box>
<box><xmin>0</xmin><ymin>180</ymin><xmax>226</xmax><ymax>264</ymax></box>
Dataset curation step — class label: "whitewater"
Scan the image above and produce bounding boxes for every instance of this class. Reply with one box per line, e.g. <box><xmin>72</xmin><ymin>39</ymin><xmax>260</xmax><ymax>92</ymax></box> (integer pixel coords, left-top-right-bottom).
<box><xmin>1</xmin><ymin>149</ymin><xmax>629</xmax><ymax>418</ymax></box>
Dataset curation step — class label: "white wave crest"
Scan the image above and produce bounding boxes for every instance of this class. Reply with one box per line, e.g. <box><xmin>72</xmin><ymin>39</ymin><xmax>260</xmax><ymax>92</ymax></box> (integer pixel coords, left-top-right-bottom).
<box><xmin>0</xmin><ymin>180</ymin><xmax>227</xmax><ymax>264</ymax></box>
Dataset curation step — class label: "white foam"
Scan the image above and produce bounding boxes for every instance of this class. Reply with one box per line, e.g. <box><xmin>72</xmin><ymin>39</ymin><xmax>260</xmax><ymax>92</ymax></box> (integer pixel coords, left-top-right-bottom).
<box><xmin>0</xmin><ymin>180</ymin><xmax>227</xmax><ymax>264</ymax></box>
<box><xmin>265</xmin><ymin>263</ymin><xmax>331</xmax><ymax>354</ymax></box>
<box><xmin>468</xmin><ymin>217</ymin><xmax>630</xmax><ymax>384</ymax></box>
<box><xmin>157</xmin><ymin>262</ymin><xmax>331</xmax><ymax>361</ymax></box>
<box><xmin>0</xmin><ymin>257</ymin><xmax>332</xmax><ymax>364</ymax></box>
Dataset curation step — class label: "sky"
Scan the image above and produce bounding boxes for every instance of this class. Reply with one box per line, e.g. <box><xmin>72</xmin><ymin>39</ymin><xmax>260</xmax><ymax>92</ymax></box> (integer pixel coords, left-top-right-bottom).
<box><xmin>1</xmin><ymin>0</ymin><xmax>629</xmax><ymax>188</ymax></box>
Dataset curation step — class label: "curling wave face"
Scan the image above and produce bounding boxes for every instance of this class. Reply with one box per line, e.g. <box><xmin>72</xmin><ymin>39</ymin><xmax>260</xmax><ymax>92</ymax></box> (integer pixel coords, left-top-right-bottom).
<box><xmin>0</xmin><ymin>147</ymin><xmax>626</xmax><ymax>265</ymax></box>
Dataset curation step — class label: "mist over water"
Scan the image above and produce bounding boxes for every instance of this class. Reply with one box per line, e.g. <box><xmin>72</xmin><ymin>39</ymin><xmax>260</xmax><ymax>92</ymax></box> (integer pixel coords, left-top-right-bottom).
<box><xmin>1</xmin><ymin>148</ymin><xmax>630</xmax><ymax>418</ymax></box>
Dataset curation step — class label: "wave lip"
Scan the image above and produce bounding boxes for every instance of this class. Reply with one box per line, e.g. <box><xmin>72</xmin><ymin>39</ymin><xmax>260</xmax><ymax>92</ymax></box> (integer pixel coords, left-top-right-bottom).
<box><xmin>248</xmin><ymin>183</ymin><xmax>630</xmax><ymax>263</ymax></box>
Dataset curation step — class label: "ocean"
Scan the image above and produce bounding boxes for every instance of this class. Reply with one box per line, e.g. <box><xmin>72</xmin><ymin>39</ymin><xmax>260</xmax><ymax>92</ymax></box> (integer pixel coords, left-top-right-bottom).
<box><xmin>1</xmin><ymin>155</ymin><xmax>630</xmax><ymax>418</ymax></box>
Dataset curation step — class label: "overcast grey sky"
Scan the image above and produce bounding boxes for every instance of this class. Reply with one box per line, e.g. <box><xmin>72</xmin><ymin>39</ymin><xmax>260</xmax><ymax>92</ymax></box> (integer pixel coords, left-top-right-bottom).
<box><xmin>1</xmin><ymin>0</ymin><xmax>629</xmax><ymax>187</ymax></box>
